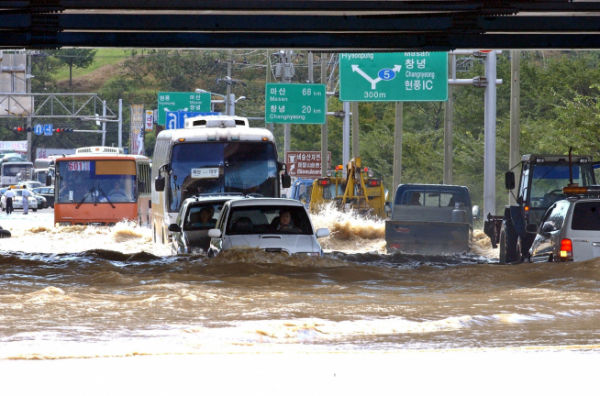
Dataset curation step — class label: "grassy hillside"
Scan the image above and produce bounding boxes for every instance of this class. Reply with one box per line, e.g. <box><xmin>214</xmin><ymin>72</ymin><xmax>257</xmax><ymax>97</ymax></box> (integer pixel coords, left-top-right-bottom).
<box><xmin>53</xmin><ymin>49</ymin><xmax>131</xmax><ymax>81</ymax></box>
<box><xmin>54</xmin><ymin>49</ymin><xmax>135</xmax><ymax>92</ymax></box>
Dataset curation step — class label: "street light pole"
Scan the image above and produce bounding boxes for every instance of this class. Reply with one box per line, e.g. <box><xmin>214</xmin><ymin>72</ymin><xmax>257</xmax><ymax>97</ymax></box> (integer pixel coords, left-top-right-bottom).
<box><xmin>195</xmin><ymin>89</ymin><xmax>245</xmax><ymax>116</ymax></box>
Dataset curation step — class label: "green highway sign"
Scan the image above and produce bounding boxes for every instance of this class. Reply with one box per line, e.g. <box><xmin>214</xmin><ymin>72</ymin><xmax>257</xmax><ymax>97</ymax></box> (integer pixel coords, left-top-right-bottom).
<box><xmin>339</xmin><ymin>52</ymin><xmax>448</xmax><ymax>102</ymax></box>
<box><xmin>157</xmin><ymin>92</ymin><xmax>211</xmax><ymax>125</ymax></box>
<box><xmin>265</xmin><ymin>83</ymin><xmax>326</xmax><ymax>124</ymax></box>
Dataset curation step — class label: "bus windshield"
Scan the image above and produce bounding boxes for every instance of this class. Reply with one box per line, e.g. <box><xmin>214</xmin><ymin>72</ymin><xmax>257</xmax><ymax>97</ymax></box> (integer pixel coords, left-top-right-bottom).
<box><xmin>168</xmin><ymin>142</ymin><xmax>278</xmax><ymax>211</ymax></box>
<box><xmin>57</xmin><ymin>160</ymin><xmax>136</xmax><ymax>204</ymax></box>
<box><xmin>2</xmin><ymin>163</ymin><xmax>33</xmax><ymax>177</ymax></box>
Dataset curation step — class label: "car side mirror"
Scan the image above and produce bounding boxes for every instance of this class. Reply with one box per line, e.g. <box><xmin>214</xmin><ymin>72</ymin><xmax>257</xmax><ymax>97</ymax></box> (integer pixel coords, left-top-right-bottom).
<box><xmin>281</xmin><ymin>173</ymin><xmax>291</xmax><ymax>189</ymax></box>
<box><xmin>505</xmin><ymin>171</ymin><xmax>515</xmax><ymax>190</ymax></box>
<box><xmin>46</xmin><ymin>174</ymin><xmax>52</xmax><ymax>186</ymax></box>
<box><xmin>525</xmin><ymin>223</ymin><xmax>538</xmax><ymax>234</ymax></box>
<box><xmin>316</xmin><ymin>228</ymin><xmax>330</xmax><ymax>238</ymax></box>
<box><xmin>208</xmin><ymin>228</ymin><xmax>221</xmax><ymax>238</ymax></box>
<box><xmin>168</xmin><ymin>223</ymin><xmax>181</xmax><ymax>232</ymax></box>
<box><xmin>155</xmin><ymin>175</ymin><xmax>165</xmax><ymax>192</ymax></box>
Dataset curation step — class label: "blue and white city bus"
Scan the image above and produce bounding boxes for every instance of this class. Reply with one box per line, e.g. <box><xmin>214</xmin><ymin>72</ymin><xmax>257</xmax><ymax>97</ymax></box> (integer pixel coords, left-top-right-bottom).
<box><xmin>152</xmin><ymin>115</ymin><xmax>290</xmax><ymax>244</ymax></box>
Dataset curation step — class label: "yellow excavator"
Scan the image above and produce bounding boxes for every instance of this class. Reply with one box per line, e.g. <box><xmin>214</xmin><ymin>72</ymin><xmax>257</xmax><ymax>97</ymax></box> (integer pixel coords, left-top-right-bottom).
<box><xmin>308</xmin><ymin>157</ymin><xmax>389</xmax><ymax>219</ymax></box>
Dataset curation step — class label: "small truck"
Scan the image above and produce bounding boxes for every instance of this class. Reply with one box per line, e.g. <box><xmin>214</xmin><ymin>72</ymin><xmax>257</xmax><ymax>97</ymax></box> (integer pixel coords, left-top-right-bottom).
<box><xmin>385</xmin><ymin>184</ymin><xmax>478</xmax><ymax>254</ymax></box>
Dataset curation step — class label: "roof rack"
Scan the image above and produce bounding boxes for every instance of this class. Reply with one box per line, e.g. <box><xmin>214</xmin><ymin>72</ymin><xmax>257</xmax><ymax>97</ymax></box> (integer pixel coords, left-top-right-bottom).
<box><xmin>192</xmin><ymin>192</ymin><xmax>245</xmax><ymax>200</ymax></box>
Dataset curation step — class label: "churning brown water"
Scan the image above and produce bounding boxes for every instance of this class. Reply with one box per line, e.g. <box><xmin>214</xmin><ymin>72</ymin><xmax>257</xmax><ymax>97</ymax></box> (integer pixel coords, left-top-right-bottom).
<box><xmin>1</xmin><ymin>208</ymin><xmax>600</xmax><ymax>363</ymax></box>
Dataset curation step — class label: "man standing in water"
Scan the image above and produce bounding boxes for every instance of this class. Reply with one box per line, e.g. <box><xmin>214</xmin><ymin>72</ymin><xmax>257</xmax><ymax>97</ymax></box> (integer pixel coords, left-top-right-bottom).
<box><xmin>4</xmin><ymin>187</ymin><xmax>14</xmax><ymax>215</ymax></box>
<box><xmin>21</xmin><ymin>185</ymin><xmax>32</xmax><ymax>215</ymax></box>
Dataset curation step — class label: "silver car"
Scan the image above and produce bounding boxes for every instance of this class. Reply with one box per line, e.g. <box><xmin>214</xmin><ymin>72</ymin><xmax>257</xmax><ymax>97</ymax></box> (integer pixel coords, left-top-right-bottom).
<box><xmin>207</xmin><ymin>198</ymin><xmax>329</xmax><ymax>257</ymax></box>
<box><xmin>529</xmin><ymin>197</ymin><xmax>600</xmax><ymax>262</ymax></box>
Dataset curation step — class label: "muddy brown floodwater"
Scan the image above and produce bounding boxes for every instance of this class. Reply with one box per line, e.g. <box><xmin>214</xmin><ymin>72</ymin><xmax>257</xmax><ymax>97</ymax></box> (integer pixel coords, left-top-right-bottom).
<box><xmin>1</xmin><ymin>208</ymin><xmax>599</xmax><ymax>394</ymax></box>
<box><xmin>2</xmin><ymin>207</ymin><xmax>599</xmax><ymax>357</ymax></box>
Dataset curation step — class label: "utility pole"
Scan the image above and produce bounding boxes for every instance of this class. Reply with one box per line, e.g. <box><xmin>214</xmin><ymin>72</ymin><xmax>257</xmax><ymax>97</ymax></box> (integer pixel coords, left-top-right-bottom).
<box><xmin>278</xmin><ymin>50</ymin><xmax>294</xmax><ymax>158</ymax></box>
<box><xmin>26</xmin><ymin>52</ymin><xmax>32</xmax><ymax>162</ymax></box>
<box><xmin>342</xmin><ymin>101</ymin><xmax>350</xmax><ymax>173</ymax></box>
<box><xmin>443</xmin><ymin>54</ymin><xmax>455</xmax><ymax>185</ymax></box>
<box><xmin>446</xmin><ymin>50</ymin><xmax>503</xmax><ymax>216</ymax></box>
<box><xmin>392</xmin><ymin>103</ymin><xmax>403</xmax><ymax>196</ymax></box>
<box><xmin>483</xmin><ymin>51</ymin><xmax>497</xmax><ymax>220</ymax></box>
<box><xmin>320</xmin><ymin>53</ymin><xmax>328</xmax><ymax>178</ymax></box>
<box><xmin>351</xmin><ymin>102</ymin><xmax>359</xmax><ymax>158</ymax></box>
<box><xmin>118</xmin><ymin>99</ymin><xmax>122</xmax><ymax>148</ymax></box>
<box><xmin>102</xmin><ymin>100</ymin><xmax>107</xmax><ymax>146</ymax></box>
<box><xmin>509</xmin><ymin>50</ymin><xmax>521</xmax><ymax>205</ymax></box>
<box><xmin>308</xmin><ymin>51</ymin><xmax>314</xmax><ymax>83</ymax></box>
<box><xmin>266</xmin><ymin>50</ymin><xmax>273</xmax><ymax>134</ymax></box>
<box><xmin>226</xmin><ymin>50</ymin><xmax>232</xmax><ymax>116</ymax></box>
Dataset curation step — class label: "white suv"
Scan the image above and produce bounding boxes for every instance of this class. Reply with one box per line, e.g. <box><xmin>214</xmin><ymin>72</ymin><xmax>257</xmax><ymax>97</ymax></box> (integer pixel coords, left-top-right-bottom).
<box><xmin>528</xmin><ymin>196</ymin><xmax>600</xmax><ymax>262</ymax></box>
<box><xmin>207</xmin><ymin>198</ymin><xmax>329</xmax><ymax>257</ymax></box>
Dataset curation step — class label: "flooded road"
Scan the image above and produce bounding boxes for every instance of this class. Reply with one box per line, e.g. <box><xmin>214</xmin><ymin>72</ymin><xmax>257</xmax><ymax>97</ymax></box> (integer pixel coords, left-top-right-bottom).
<box><xmin>1</xmin><ymin>208</ymin><xmax>600</xmax><ymax>362</ymax></box>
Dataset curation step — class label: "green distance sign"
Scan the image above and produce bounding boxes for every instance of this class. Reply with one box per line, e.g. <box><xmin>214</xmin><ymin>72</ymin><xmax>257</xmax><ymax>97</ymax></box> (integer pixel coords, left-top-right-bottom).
<box><xmin>265</xmin><ymin>83</ymin><xmax>326</xmax><ymax>124</ymax></box>
<box><xmin>157</xmin><ymin>92</ymin><xmax>211</xmax><ymax>125</ymax></box>
<box><xmin>339</xmin><ymin>52</ymin><xmax>448</xmax><ymax>102</ymax></box>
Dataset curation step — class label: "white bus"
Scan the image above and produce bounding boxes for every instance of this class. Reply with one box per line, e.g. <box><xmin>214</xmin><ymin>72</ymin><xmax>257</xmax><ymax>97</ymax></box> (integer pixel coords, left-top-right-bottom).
<box><xmin>1</xmin><ymin>161</ymin><xmax>34</xmax><ymax>186</ymax></box>
<box><xmin>152</xmin><ymin>115</ymin><xmax>290</xmax><ymax>244</ymax></box>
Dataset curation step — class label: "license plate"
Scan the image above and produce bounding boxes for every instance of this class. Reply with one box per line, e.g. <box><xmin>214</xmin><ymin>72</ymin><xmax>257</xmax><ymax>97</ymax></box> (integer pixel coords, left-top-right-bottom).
<box><xmin>191</xmin><ymin>168</ymin><xmax>219</xmax><ymax>178</ymax></box>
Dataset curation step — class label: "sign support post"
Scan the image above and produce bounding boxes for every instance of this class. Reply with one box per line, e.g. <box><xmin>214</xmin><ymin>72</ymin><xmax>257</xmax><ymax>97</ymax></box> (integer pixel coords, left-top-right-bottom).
<box><xmin>321</xmin><ymin>53</ymin><xmax>329</xmax><ymax>177</ymax></box>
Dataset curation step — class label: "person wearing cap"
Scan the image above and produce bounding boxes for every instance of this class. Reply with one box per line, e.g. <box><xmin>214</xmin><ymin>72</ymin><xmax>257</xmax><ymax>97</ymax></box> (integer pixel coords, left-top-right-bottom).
<box><xmin>4</xmin><ymin>187</ymin><xmax>14</xmax><ymax>215</ymax></box>
<box><xmin>21</xmin><ymin>185</ymin><xmax>32</xmax><ymax>215</ymax></box>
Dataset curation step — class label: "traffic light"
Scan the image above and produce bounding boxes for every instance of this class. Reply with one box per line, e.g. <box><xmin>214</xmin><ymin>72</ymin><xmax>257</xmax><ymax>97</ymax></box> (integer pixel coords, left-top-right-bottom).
<box><xmin>54</xmin><ymin>127</ymin><xmax>74</xmax><ymax>133</ymax></box>
<box><xmin>12</xmin><ymin>126</ymin><xmax>32</xmax><ymax>133</ymax></box>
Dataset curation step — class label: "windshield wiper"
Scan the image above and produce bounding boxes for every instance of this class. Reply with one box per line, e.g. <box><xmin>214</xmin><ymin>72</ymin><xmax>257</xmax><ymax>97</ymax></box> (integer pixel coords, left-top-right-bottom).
<box><xmin>97</xmin><ymin>187</ymin><xmax>116</xmax><ymax>208</ymax></box>
<box><xmin>75</xmin><ymin>186</ymin><xmax>95</xmax><ymax>209</ymax></box>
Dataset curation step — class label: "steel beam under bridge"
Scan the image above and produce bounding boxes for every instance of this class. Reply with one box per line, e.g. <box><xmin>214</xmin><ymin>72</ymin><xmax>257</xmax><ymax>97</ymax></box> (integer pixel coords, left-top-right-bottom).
<box><xmin>6</xmin><ymin>33</ymin><xmax>600</xmax><ymax>50</ymax></box>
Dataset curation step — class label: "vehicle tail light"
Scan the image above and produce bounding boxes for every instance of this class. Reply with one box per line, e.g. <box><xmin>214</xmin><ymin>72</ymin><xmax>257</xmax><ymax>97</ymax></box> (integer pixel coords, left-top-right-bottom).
<box><xmin>389</xmin><ymin>243</ymin><xmax>401</xmax><ymax>250</ymax></box>
<box><xmin>559</xmin><ymin>238</ymin><xmax>573</xmax><ymax>261</ymax></box>
<box><xmin>318</xmin><ymin>178</ymin><xmax>330</xmax><ymax>186</ymax></box>
<box><xmin>367</xmin><ymin>179</ymin><xmax>381</xmax><ymax>187</ymax></box>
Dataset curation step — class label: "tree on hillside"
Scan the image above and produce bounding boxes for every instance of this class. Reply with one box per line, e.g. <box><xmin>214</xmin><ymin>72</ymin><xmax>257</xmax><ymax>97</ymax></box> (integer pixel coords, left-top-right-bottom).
<box><xmin>52</xmin><ymin>49</ymin><xmax>98</xmax><ymax>86</ymax></box>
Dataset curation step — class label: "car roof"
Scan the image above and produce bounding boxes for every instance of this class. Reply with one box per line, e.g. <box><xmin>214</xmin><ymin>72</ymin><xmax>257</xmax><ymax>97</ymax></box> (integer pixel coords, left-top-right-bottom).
<box><xmin>182</xmin><ymin>194</ymin><xmax>250</xmax><ymax>206</ymax></box>
<box><xmin>227</xmin><ymin>198</ymin><xmax>305</xmax><ymax>208</ymax></box>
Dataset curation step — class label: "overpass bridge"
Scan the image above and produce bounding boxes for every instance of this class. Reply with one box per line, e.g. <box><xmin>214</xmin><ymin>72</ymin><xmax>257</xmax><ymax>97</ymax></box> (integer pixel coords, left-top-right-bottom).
<box><xmin>1</xmin><ymin>1</ymin><xmax>600</xmax><ymax>50</ymax></box>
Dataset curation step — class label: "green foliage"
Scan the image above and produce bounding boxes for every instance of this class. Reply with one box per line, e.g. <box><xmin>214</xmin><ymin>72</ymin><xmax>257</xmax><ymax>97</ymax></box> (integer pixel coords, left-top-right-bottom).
<box><xmin>50</xmin><ymin>49</ymin><xmax>98</xmax><ymax>86</ymax></box>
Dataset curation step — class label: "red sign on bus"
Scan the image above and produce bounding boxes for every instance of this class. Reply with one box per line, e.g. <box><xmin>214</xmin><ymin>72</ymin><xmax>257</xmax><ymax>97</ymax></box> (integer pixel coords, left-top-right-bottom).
<box><xmin>68</xmin><ymin>161</ymin><xmax>90</xmax><ymax>171</ymax></box>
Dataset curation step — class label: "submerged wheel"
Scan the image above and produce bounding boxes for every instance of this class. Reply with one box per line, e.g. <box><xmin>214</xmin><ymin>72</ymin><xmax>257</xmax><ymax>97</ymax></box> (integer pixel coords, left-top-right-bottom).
<box><xmin>0</xmin><ymin>229</ymin><xmax>11</xmax><ymax>238</ymax></box>
<box><xmin>499</xmin><ymin>221</ymin><xmax>517</xmax><ymax>264</ymax></box>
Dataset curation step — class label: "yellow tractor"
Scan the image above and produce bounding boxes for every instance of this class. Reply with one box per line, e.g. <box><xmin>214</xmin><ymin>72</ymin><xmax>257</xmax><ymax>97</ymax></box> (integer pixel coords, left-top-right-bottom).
<box><xmin>309</xmin><ymin>157</ymin><xmax>389</xmax><ymax>219</ymax></box>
